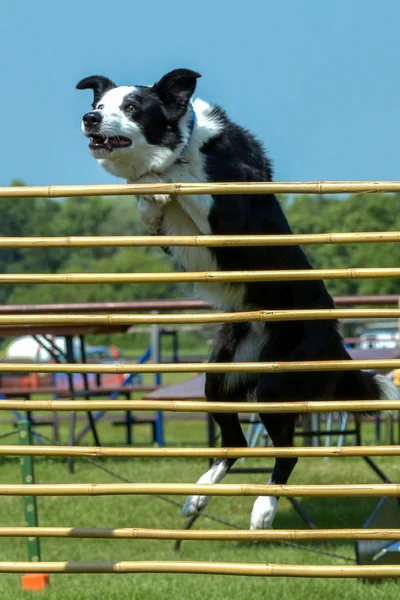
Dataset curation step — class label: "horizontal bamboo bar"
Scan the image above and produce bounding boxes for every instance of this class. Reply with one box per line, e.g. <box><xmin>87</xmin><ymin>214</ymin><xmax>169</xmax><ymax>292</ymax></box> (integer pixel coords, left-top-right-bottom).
<box><xmin>1</xmin><ymin>267</ymin><xmax>400</xmax><ymax>285</ymax></box>
<box><xmin>1</xmin><ymin>526</ymin><xmax>399</xmax><ymax>542</ymax></box>
<box><xmin>0</xmin><ymin>560</ymin><xmax>399</xmax><ymax>578</ymax></box>
<box><xmin>0</xmin><ymin>482</ymin><xmax>398</xmax><ymax>497</ymax></box>
<box><xmin>3</xmin><ymin>180</ymin><xmax>400</xmax><ymax>198</ymax></box>
<box><xmin>1</xmin><ymin>444</ymin><xmax>400</xmax><ymax>459</ymax></box>
<box><xmin>0</xmin><ymin>561</ymin><xmax>400</xmax><ymax>579</ymax></box>
<box><xmin>1</xmin><ymin>399</ymin><xmax>399</xmax><ymax>413</ymax></box>
<box><xmin>2</xmin><ymin>308</ymin><xmax>400</xmax><ymax>326</ymax></box>
<box><xmin>1</xmin><ymin>231</ymin><xmax>400</xmax><ymax>248</ymax></box>
<box><xmin>0</xmin><ymin>358</ymin><xmax>398</xmax><ymax>374</ymax></box>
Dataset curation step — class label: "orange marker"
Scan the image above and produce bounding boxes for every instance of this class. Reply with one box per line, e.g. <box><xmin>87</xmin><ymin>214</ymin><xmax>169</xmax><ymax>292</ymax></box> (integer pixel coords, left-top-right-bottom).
<box><xmin>22</xmin><ymin>573</ymin><xmax>50</xmax><ymax>591</ymax></box>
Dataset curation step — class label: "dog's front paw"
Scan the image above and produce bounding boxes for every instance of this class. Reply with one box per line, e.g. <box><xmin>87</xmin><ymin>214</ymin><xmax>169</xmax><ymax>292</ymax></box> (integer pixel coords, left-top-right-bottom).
<box><xmin>137</xmin><ymin>198</ymin><xmax>164</xmax><ymax>233</ymax></box>
<box><xmin>250</xmin><ymin>496</ymin><xmax>278</xmax><ymax>530</ymax></box>
<box><xmin>181</xmin><ymin>494</ymin><xmax>211</xmax><ymax>517</ymax></box>
<box><xmin>133</xmin><ymin>175</ymin><xmax>171</xmax><ymax>206</ymax></box>
<box><xmin>140</xmin><ymin>193</ymin><xmax>171</xmax><ymax>206</ymax></box>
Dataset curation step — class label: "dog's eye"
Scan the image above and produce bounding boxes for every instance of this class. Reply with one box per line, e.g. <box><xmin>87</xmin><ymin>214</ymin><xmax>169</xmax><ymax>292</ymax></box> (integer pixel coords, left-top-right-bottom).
<box><xmin>125</xmin><ymin>104</ymin><xmax>137</xmax><ymax>113</ymax></box>
<box><xmin>97</xmin><ymin>104</ymin><xmax>104</xmax><ymax>110</ymax></box>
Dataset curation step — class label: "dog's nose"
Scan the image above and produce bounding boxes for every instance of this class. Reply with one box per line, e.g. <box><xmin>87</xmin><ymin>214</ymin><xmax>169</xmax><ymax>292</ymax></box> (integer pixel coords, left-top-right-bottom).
<box><xmin>82</xmin><ymin>111</ymin><xmax>102</xmax><ymax>127</ymax></box>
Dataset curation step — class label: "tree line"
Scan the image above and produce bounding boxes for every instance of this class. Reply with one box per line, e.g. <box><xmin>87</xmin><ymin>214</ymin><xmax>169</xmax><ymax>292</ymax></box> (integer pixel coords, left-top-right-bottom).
<box><xmin>282</xmin><ymin>193</ymin><xmax>400</xmax><ymax>297</ymax></box>
<box><xmin>1</xmin><ymin>181</ymin><xmax>399</xmax><ymax>305</ymax></box>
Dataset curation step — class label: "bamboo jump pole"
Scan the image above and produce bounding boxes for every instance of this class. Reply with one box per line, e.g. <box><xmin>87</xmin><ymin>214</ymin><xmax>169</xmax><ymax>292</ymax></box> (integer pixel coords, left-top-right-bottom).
<box><xmin>2</xmin><ymin>180</ymin><xmax>400</xmax><ymax>198</ymax></box>
<box><xmin>0</xmin><ymin>358</ymin><xmax>398</xmax><ymax>374</ymax></box>
<box><xmin>1</xmin><ymin>526</ymin><xmax>399</xmax><ymax>542</ymax></box>
<box><xmin>2</xmin><ymin>308</ymin><xmax>400</xmax><ymax>326</ymax></box>
<box><xmin>0</xmin><ymin>482</ymin><xmax>399</xmax><ymax>497</ymax></box>
<box><xmin>1</xmin><ymin>399</ymin><xmax>400</xmax><ymax>413</ymax></box>
<box><xmin>1</xmin><ymin>231</ymin><xmax>400</xmax><ymax>248</ymax></box>
<box><xmin>1</xmin><ymin>267</ymin><xmax>400</xmax><ymax>285</ymax></box>
<box><xmin>0</xmin><ymin>561</ymin><xmax>399</xmax><ymax>578</ymax></box>
<box><xmin>1</xmin><ymin>444</ymin><xmax>400</xmax><ymax>459</ymax></box>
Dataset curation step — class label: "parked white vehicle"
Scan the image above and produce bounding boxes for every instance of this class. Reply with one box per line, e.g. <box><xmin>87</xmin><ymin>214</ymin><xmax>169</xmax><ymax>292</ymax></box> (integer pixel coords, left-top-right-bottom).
<box><xmin>359</xmin><ymin>328</ymin><xmax>399</xmax><ymax>350</ymax></box>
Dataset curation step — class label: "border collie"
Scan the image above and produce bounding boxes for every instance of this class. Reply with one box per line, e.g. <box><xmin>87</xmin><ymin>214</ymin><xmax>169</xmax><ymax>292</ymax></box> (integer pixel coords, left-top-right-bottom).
<box><xmin>77</xmin><ymin>68</ymin><xmax>398</xmax><ymax>530</ymax></box>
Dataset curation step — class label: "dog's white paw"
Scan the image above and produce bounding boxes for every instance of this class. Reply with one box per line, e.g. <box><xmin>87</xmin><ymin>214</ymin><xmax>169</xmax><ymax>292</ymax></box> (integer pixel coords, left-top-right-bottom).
<box><xmin>140</xmin><ymin>193</ymin><xmax>171</xmax><ymax>206</ymax></box>
<box><xmin>137</xmin><ymin>198</ymin><xmax>164</xmax><ymax>233</ymax></box>
<box><xmin>250</xmin><ymin>496</ymin><xmax>278</xmax><ymax>530</ymax></box>
<box><xmin>181</xmin><ymin>494</ymin><xmax>211</xmax><ymax>517</ymax></box>
<box><xmin>181</xmin><ymin>460</ymin><xmax>229</xmax><ymax>518</ymax></box>
<box><xmin>133</xmin><ymin>174</ymin><xmax>171</xmax><ymax>206</ymax></box>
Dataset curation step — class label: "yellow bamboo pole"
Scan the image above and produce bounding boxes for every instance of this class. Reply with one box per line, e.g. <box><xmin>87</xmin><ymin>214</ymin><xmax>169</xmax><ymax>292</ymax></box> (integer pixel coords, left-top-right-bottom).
<box><xmin>0</xmin><ymin>526</ymin><xmax>399</xmax><ymax>542</ymax></box>
<box><xmin>0</xmin><ymin>358</ymin><xmax>398</xmax><ymax>374</ymax></box>
<box><xmin>0</xmin><ymin>561</ymin><xmax>398</xmax><ymax>577</ymax></box>
<box><xmin>1</xmin><ymin>267</ymin><xmax>400</xmax><ymax>284</ymax></box>
<box><xmin>2</xmin><ymin>180</ymin><xmax>400</xmax><ymax>198</ymax></box>
<box><xmin>2</xmin><ymin>308</ymin><xmax>400</xmax><ymax>326</ymax></box>
<box><xmin>0</xmin><ymin>482</ymin><xmax>398</xmax><ymax>497</ymax></box>
<box><xmin>0</xmin><ymin>444</ymin><xmax>400</xmax><ymax>458</ymax></box>
<box><xmin>0</xmin><ymin>399</ymin><xmax>399</xmax><ymax>413</ymax></box>
<box><xmin>0</xmin><ymin>231</ymin><xmax>400</xmax><ymax>248</ymax></box>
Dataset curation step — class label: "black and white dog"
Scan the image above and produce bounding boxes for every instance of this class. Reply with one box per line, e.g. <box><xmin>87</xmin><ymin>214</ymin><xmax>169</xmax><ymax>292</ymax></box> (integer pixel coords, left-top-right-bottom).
<box><xmin>77</xmin><ymin>68</ymin><xmax>398</xmax><ymax>530</ymax></box>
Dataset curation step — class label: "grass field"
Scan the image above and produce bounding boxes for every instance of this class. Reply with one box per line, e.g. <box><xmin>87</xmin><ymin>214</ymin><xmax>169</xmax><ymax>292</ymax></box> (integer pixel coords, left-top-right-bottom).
<box><xmin>0</xmin><ymin>408</ymin><xmax>400</xmax><ymax>599</ymax></box>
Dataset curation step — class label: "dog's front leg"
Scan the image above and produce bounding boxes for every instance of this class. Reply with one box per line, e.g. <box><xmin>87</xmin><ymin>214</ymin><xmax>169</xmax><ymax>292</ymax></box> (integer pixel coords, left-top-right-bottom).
<box><xmin>131</xmin><ymin>173</ymin><xmax>171</xmax><ymax>207</ymax></box>
<box><xmin>129</xmin><ymin>174</ymin><xmax>171</xmax><ymax>233</ymax></box>
<box><xmin>168</xmin><ymin>169</ymin><xmax>213</xmax><ymax>234</ymax></box>
<box><xmin>176</xmin><ymin>193</ymin><xmax>213</xmax><ymax>234</ymax></box>
<box><xmin>136</xmin><ymin>199</ymin><xmax>163</xmax><ymax>233</ymax></box>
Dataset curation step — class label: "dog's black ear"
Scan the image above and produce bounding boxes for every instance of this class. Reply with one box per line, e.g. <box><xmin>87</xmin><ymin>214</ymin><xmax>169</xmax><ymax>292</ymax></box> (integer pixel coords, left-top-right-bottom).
<box><xmin>76</xmin><ymin>76</ymin><xmax>116</xmax><ymax>108</ymax></box>
<box><xmin>153</xmin><ymin>69</ymin><xmax>201</xmax><ymax>119</ymax></box>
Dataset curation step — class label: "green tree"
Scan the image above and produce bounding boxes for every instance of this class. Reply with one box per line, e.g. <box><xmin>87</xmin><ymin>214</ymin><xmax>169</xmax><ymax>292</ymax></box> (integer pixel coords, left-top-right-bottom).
<box><xmin>283</xmin><ymin>193</ymin><xmax>400</xmax><ymax>297</ymax></box>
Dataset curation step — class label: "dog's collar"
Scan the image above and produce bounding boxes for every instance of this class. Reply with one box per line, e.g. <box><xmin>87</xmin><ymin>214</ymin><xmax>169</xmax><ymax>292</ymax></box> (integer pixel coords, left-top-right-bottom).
<box><xmin>176</xmin><ymin>106</ymin><xmax>196</xmax><ymax>164</ymax></box>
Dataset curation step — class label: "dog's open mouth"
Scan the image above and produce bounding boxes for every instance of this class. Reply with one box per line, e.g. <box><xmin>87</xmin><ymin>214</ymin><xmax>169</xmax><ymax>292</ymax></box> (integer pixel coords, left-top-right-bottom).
<box><xmin>89</xmin><ymin>134</ymin><xmax>132</xmax><ymax>152</ymax></box>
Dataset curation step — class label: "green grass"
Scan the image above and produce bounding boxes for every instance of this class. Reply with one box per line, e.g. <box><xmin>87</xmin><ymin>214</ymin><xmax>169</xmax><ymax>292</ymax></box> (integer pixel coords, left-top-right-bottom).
<box><xmin>0</xmin><ymin>415</ymin><xmax>400</xmax><ymax>599</ymax></box>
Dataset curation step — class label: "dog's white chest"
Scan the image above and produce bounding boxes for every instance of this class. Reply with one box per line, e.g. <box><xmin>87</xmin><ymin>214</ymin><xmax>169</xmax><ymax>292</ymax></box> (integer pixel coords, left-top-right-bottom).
<box><xmin>162</xmin><ymin>198</ymin><xmax>216</xmax><ymax>273</ymax></box>
<box><xmin>162</xmin><ymin>199</ymin><xmax>247</xmax><ymax>310</ymax></box>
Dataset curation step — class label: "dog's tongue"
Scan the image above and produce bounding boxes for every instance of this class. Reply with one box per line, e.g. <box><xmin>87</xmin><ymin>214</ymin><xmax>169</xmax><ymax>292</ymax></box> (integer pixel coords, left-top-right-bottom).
<box><xmin>109</xmin><ymin>137</ymin><xmax>131</xmax><ymax>148</ymax></box>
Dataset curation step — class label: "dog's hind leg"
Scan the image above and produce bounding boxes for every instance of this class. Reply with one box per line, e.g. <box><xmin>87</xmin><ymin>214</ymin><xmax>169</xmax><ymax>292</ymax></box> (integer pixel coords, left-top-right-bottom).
<box><xmin>250</xmin><ymin>369</ymin><xmax>298</xmax><ymax>529</ymax></box>
<box><xmin>250</xmin><ymin>411</ymin><xmax>297</xmax><ymax>529</ymax></box>
<box><xmin>182</xmin><ymin>368</ymin><xmax>248</xmax><ymax>517</ymax></box>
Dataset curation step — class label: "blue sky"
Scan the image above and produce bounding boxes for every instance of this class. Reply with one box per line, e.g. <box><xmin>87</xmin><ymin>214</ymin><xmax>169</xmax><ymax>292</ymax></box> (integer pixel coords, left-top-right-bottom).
<box><xmin>1</xmin><ymin>0</ymin><xmax>400</xmax><ymax>185</ymax></box>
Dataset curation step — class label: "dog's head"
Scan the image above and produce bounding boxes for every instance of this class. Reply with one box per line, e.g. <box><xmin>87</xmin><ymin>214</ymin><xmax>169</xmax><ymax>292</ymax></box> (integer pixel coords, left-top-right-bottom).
<box><xmin>77</xmin><ymin>69</ymin><xmax>201</xmax><ymax>178</ymax></box>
